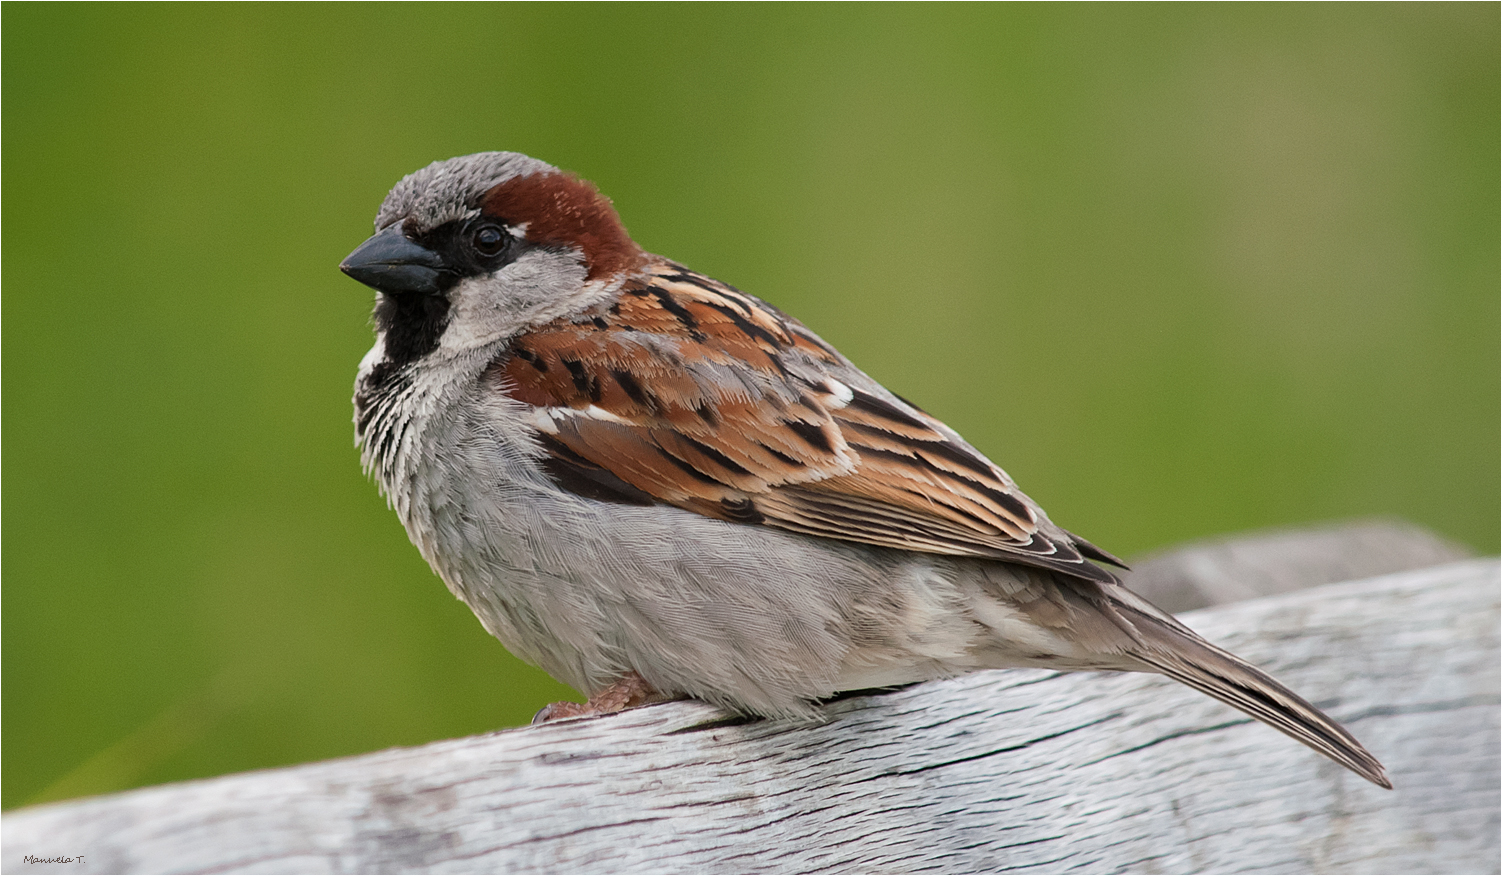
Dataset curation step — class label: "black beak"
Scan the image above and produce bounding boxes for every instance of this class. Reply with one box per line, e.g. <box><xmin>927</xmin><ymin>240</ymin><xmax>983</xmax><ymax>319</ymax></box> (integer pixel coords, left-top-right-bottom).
<box><xmin>340</xmin><ymin>224</ymin><xmax>449</xmax><ymax>295</ymax></box>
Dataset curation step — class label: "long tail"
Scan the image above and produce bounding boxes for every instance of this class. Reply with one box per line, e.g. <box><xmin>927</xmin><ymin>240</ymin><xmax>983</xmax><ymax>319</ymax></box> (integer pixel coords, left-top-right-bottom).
<box><xmin>1107</xmin><ymin>586</ymin><xmax>1392</xmax><ymax>789</ymax></box>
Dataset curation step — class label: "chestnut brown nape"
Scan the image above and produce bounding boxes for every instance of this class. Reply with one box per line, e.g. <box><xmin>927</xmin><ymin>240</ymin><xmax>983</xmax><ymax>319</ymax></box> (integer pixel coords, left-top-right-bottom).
<box><xmin>481</xmin><ymin>172</ymin><xmax>646</xmax><ymax>281</ymax></box>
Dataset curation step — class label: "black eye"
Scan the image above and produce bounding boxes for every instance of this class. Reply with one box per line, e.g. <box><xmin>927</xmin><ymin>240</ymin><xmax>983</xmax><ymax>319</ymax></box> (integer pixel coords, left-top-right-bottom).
<box><xmin>471</xmin><ymin>224</ymin><xmax>507</xmax><ymax>257</ymax></box>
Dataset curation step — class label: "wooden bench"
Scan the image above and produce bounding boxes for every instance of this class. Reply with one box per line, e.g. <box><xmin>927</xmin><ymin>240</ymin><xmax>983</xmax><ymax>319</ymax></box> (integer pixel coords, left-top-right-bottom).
<box><xmin>5</xmin><ymin>522</ymin><xmax>1496</xmax><ymax>874</ymax></box>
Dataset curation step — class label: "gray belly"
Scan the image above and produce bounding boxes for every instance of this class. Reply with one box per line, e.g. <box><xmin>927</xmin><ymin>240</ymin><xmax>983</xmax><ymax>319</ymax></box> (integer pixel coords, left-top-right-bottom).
<box><xmin>404</xmin><ymin>432</ymin><xmax>999</xmax><ymax>714</ymax></box>
<box><xmin>380</xmin><ymin>387</ymin><xmax>1038</xmax><ymax>717</ymax></box>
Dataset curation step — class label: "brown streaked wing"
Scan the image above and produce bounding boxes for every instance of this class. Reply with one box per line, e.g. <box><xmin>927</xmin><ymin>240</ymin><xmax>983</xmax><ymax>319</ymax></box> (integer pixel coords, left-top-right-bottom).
<box><xmin>492</xmin><ymin>263</ymin><xmax>1117</xmax><ymax>584</ymax></box>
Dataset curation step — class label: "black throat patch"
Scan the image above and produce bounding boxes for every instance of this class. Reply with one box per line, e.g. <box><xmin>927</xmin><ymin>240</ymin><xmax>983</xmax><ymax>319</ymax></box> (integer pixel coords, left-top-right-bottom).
<box><xmin>373</xmin><ymin>291</ymin><xmax>452</xmax><ymax>366</ymax></box>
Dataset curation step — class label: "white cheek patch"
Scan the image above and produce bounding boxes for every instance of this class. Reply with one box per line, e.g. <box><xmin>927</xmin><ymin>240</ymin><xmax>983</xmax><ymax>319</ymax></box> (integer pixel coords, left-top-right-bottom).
<box><xmin>439</xmin><ymin>249</ymin><xmax>593</xmax><ymax>354</ymax></box>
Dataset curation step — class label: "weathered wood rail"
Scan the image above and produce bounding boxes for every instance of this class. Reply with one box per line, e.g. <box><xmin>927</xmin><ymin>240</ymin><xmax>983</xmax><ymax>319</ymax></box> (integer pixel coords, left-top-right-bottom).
<box><xmin>4</xmin><ymin>523</ymin><xmax>1497</xmax><ymax>875</ymax></box>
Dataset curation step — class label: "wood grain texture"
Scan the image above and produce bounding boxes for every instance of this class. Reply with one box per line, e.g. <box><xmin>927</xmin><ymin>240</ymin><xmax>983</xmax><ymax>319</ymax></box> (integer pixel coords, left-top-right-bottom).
<box><xmin>5</xmin><ymin>558</ymin><xmax>1497</xmax><ymax>875</ymax></box>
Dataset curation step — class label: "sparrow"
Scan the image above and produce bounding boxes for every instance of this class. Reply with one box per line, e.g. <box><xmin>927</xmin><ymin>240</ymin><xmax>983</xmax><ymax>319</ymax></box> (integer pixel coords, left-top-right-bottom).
<box><xmin>339</xmin><ymin>151</ymin><xmax>1390</xmax><ymax>789</ymax></box>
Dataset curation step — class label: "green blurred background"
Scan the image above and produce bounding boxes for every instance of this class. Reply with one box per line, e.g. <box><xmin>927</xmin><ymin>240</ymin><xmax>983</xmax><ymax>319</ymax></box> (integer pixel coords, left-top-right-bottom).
<box><xmin>4</xmin><ymin>4</ymin><xmax>1496</xmax><ymax>809</ymax></box>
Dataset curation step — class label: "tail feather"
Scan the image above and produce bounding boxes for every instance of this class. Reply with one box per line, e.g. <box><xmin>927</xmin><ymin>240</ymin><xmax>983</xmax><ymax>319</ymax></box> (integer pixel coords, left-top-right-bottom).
<box><xmin>1110</xmin><ymin>590</ymin><xmax>1392</xmax><ymax>789</ymax></box>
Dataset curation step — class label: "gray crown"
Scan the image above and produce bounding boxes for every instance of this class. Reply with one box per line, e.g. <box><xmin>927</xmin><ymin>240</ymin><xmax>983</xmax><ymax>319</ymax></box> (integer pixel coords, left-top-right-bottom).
<box><xmin>374</xmin><ymin>151</ymin><xmax>557</xmax><ymax>233</ymax></box>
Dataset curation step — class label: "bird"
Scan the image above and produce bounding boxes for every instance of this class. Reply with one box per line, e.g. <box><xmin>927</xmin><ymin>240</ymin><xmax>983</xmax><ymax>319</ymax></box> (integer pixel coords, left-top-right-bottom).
<box><xmin>339</xmin><ymin>151</ymin><xmax>1390</xmax><ymax>789</ymax></box>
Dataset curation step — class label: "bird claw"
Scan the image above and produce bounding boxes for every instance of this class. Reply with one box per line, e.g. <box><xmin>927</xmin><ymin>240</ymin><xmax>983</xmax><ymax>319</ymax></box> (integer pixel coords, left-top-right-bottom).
<box><xmin>531</xmin><ymin>671</ymin><xmax>666</xmax><ymax>725</ymax></box>
<box><xmin>531</xmin><ymin>701</ymin><xmax>593</xmax><ymax>724</ymax></box>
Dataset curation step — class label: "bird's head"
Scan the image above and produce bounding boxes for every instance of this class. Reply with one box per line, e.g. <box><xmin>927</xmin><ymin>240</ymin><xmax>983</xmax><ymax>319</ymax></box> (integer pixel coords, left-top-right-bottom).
<box><xmin>341</xmin><ymin>152</ymin><xmax>645</xmax><ymax>365</ymax></box>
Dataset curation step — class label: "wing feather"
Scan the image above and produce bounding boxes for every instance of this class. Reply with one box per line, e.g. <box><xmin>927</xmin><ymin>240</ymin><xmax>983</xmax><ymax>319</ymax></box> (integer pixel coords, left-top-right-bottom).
<box><xmin>491</xmin><ymin>261</ymin><xmax>1117</xmax><ymax>584</ymax></box>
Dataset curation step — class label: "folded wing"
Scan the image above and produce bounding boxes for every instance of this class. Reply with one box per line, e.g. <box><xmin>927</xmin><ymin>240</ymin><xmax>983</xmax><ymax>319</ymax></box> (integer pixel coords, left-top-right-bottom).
<box><xmin>490</xmin><ymin>261</ymin><xmax>1121</xmax><ymax>585</ymax></box>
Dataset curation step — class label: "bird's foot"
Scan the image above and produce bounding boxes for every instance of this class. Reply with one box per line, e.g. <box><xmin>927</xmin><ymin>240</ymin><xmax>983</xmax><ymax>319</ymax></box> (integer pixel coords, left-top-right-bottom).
<box><xmin>532</xmin><ymin>671</ymin><xmax>666</xmax><ymax>724</ymax></box>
